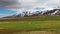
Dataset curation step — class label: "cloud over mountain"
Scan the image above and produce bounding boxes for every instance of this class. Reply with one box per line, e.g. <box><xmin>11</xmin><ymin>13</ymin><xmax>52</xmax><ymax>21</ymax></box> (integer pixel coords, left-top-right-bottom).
<box><xmin>0</xmin><ymin>0</ymin><xmax>59</xmax><ymax>9</ymax></box>
<box><xmin>0</xmin><ymin>0</ymin><xmax>60</xmax><ymax>15</ymax></box>
<box><xmin>20</xmin><ymin>0</ymin><xmax>60</xmax><ymax>9</ymax></box>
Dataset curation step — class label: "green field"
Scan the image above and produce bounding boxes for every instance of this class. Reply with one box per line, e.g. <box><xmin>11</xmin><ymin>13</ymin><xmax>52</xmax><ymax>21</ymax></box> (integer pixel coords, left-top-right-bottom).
<box><xmin>0</xmin><ymin>21</ymin><xmax>60</xmax><ymax>30</ymax></box>
<box><xmin>0</xmin><ymin>16</ymin><xmax>60</xmax><ymax>34</ymax></box>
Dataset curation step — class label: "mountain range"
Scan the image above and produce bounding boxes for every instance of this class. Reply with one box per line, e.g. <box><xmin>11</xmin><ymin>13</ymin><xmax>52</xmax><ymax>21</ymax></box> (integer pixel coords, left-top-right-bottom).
<box><xmin>3</xmin><ymin>8</ymin><xmax>60</xmax><ymax>18</ymax></box>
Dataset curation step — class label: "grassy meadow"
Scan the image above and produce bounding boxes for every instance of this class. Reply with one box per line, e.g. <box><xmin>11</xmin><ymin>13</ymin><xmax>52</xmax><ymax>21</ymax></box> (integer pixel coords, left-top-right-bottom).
<box><xmin>0</xmin><ymin>16</ymin><xmax>60</xmax><ymax>34</ymax></box>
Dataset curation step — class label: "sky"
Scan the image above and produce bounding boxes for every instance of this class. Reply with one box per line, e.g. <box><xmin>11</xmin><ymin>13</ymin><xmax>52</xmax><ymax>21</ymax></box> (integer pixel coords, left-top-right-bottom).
<box><xmin>20</xmin><ymin>0</ymin><xmax>59</xmax><ymax>9</ymax></box>
<box><xmin>0</xmin><ymin>8</ymin><xmax>16</xmax><ymax>17</ymax></box>
<box><xmin>0</xmin><ymin>0</ymin><xmax>59</xmax><ymax>9</ymax></box>
<box><xmin>0</xmin><ymin>0</ymin><xmax>59</xmax><ymax>17</ymax></box>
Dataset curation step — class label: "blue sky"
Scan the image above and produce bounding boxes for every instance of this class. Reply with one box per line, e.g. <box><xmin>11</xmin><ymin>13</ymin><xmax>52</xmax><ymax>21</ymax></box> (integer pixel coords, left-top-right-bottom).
<box><xmin>0</xmin><ymin>8</ymin><xmax>16</xmax><ymax>17</ymax></box>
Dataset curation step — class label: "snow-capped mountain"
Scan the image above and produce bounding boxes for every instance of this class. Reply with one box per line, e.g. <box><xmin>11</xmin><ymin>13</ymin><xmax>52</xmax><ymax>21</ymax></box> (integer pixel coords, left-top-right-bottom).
<box><xmin>16</xmin><ymin>8</ymin><xmax>45</xmax><ymax>16</ymax></box>
<box><xmin>17</xmin><ymin>8</ymin><xmax>60</xmax><ymax>17</ymax></box>
<box><xmin>3</xmin><ymin>8</ymin><xmax>60</xmax><ymax>18</ymax></box>
<box><xmin>41</xmin><ymin>9</ymin><xmax>60</xmax><ymax>16</ymax></box>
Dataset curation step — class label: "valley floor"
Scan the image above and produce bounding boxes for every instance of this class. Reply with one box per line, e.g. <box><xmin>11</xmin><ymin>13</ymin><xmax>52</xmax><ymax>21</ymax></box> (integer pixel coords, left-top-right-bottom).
<box><xmin>0</xmin><ymin>16</ymin><xmax>60</xmax><ymax>34</ymax></box>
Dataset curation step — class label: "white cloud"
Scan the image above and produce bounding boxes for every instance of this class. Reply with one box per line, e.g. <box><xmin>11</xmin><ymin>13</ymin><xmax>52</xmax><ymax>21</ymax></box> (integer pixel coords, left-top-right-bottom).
<box><xmin>0</xmin><ymin>0</ymin><xmax>60</xmax><ymax>14</ymax></box>
<box><xmin>18</xmin><ymin>0</ymin><xmax>60</xmax><ymax>9</ymax></box>
<box><xmin>16</xmin><ymin>0</ymin><xmax>60</xmax><ymax>14</ymax></box>
<box><xmin>44</xmin><ymin>0</ymin><xmax>60</xmax><ymax>8</ymax></box>
<box><xmin>0</xmin><ymin>0</ymin><xmax>60</xmax><ymax>9</ymax></box>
